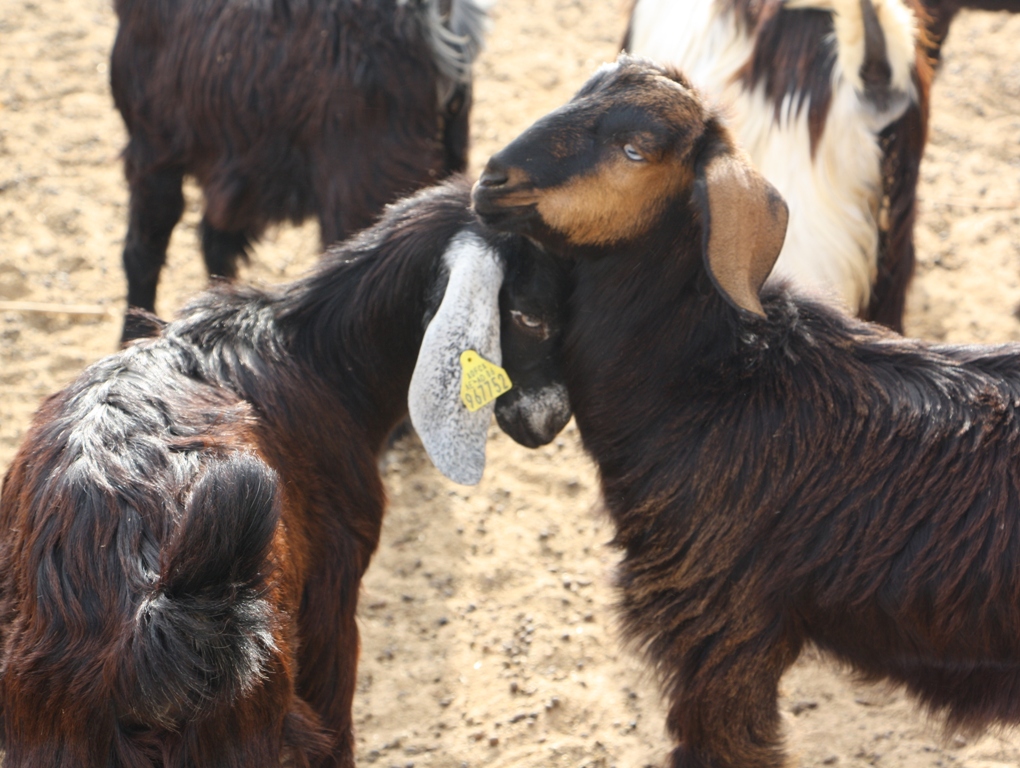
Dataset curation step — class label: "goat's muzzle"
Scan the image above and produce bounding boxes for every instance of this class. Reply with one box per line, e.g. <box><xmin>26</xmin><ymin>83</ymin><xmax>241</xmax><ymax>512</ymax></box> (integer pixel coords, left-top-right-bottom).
<box><xmin>471</xmin><ymin>161</ymin><xmax>538</xmax><ymax>229</ymax></box>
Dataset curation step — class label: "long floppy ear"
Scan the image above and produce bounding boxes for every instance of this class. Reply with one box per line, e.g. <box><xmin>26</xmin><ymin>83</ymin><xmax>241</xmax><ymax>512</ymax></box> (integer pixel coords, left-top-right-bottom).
<box><xmin>408</xmin><ymin>230</ymin><xmax>504</xmax><ymax>485</ymax></box>
<box><xmin>693</xmin><ymin>148</ymin><xmax>789</xmax><ymax>317</ymax></box>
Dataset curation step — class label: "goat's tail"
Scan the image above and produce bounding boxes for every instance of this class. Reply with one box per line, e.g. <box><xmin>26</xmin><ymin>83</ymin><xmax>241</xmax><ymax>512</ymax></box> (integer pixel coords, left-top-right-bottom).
<box><xmin>119</xmin><ymin>453</ymin><xmax>281</xmax><ymax>728</ymax></box>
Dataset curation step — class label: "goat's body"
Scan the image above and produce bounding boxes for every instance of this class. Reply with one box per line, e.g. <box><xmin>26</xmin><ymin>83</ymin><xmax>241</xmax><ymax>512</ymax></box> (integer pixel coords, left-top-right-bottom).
<box><xmin>626</xmin><ymin>0</ymin><xmax>926</xmax><ymax>329</ymax></box>
<box><xmin>111</xmin><ymin>0</ymin><xmax>485</xmax><ymax>338</ymax></box>
<box><xmin>0</xmin><ymin>289</ymin><xmax>393</xmax><ymax>766</ymax></box>
<box><xmin>0</xmin><ymin>179</ymin><xmax>551</xmax><ymax>766</ymax></box>
<box><xmin>569</xmin><ymin>266</ymin><xmax>1020</xmax><ymax>764</ymax></box>
<box><xmin>0</xmin><ymin>338</ymin><xmax>326</xmax><ymax>762</ymax></box>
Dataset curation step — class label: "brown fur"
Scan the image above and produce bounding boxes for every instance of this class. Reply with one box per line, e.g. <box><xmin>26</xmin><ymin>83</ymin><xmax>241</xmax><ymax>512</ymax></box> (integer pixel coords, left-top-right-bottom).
<box><xmin>537</xmin><ymin>153</ymin><xmax>695</xmax><ymax>247</ymax></box>
<box><xmin>0</xmin><ymin>178</ymin><xmax>570</xmax><ymax>767</ymax></box>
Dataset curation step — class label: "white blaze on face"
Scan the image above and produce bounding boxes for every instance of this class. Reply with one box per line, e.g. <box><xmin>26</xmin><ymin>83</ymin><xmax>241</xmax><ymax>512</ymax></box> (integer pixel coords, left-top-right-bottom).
<box><xmin>409</xmin><ymin>231</ymin><xmax>504</xmax><ymax>485</ymax></box>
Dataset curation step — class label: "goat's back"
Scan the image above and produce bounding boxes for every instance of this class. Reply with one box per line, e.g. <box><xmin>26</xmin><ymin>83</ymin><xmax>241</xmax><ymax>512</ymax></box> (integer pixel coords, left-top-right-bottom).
<box><xmin>0</xmin><ymin>340</ymin><xmax>298</xmax><ymax>764</ymax></box>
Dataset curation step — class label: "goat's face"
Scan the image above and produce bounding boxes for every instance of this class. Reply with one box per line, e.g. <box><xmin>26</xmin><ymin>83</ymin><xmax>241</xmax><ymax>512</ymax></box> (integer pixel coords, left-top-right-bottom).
<box><xmin>408</xmin><ymin>226</ymin><xmax>571</xmax><ymax>485</ymax></box>
<box><xmin>472</xmin><ymin>56</ymin><xmax>707</xmax><ymax>250</ymax></box>
<box><xmin>496</xmin><ymin>241</ymin><xmax>572</xmax><ymax>448</ymax></box>
<box><xmin>473</xmin><ymin>55</ymin><xmax>789</xmax><ymax>318</ymax></box>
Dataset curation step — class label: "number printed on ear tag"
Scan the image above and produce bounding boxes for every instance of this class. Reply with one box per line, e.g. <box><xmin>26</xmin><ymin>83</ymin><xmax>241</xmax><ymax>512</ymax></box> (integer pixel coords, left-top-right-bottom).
<box><xmin>459</xmin><ymin>350</ymin><xmax>513</xmax><ymax>412</ymax></box>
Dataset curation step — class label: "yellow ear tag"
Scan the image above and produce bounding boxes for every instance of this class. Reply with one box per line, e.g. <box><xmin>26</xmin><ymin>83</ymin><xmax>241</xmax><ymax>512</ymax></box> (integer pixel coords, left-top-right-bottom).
<box><xmin>459</xmin><ymin>350</ymin><xmax>513</xmax><ymax>412</ymax></box>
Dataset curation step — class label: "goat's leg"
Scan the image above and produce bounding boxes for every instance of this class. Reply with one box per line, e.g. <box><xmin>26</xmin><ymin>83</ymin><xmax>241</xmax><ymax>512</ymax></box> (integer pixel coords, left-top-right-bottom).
<box><xmin>296</xmin><ymin>564</ymin><xmax>362</xmax><ymax>768</ymax></box>
<box><xmin>120</xmin><ymin>161</ymin><xmax>184</xmax><ymax>342</ymax></box>
<box><xmin>662</xmin><ymin>630</ymin><xmax>798</xmax><ymax>768</ymax></box>
<box><xmin>176</xmin><ymin>665</ymin><xmax>324</xmax><ymax>768</ymax></box>
<box><xmin>200</xmin><ymin>217</ymin><xmax>252</xmax><ymax>280</ymax></box>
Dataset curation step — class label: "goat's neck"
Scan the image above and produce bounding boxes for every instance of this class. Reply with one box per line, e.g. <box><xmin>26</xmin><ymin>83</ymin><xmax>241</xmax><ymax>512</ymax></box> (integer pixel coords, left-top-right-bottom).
<box><xmin>564</xmin><ymin>226</ymin><xmax>741</xmax><ymax>507</ymax></box>
<box><xmin>278</xmin><ymin>248</ymin><xmax>437</xmax><ymax>452</ymax></box>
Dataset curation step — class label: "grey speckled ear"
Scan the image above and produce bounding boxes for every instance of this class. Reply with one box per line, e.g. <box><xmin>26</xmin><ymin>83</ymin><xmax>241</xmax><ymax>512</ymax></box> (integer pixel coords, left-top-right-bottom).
<box><xmin>409</xmin><ymin>230</ymin><xmax>504</xmax><ymax>485</ymax></box>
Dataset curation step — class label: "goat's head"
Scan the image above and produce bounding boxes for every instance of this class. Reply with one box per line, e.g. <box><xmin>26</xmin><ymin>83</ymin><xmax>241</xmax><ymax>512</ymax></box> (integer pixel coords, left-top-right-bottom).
<box><xmin>495</xmin><ymin>235</ymin><xmax>572</xmax><ymax>448</ymax></box>
<box><xmin>408</xmin><ymin>224</ymin><xmax>571</xmax><ymax>485</ymax></box>
<box><xmin>473</xmin><ymin>55</ymin><xmax>789</xmax><ymax>317</ymax></box>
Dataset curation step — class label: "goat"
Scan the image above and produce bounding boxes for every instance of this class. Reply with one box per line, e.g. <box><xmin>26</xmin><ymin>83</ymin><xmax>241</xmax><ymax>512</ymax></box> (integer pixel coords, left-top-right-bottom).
<box><xmin>110</xmin><ymin>0</ymin><xmax>486</xmax><ymax>342</ymax></box>
<box><xmin>474</xmin><ymin>55</ymin><xmax>1020</xmax><ymax>768</ymax></box>
<box><xmin>0</xmin><ymin>176</ymin><xmax>571</xmax><ymax>767</ymax></box>
<box><xmin>624</xmin><ymin>0</ymin><xmax>929</xmax><ymax>331</ymax></box>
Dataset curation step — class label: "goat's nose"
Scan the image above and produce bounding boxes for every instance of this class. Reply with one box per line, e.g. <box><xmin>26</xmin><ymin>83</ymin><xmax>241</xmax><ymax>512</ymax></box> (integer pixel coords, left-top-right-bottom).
<box><xmin>478</xmin><ymin>161</ymin><xmax>509</xmax><ymax>188</ymax></box>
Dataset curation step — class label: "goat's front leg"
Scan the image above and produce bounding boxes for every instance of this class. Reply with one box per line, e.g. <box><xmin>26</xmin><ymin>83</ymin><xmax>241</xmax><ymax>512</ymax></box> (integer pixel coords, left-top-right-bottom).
<box><xmin>662</xmin><ymin>628</ymin><xmax>799</xmax><ymax>768</ymax></box>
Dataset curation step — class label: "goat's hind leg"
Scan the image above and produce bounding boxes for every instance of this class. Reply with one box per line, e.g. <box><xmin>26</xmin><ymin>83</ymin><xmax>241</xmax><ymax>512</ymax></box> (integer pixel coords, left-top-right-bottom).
<box><xmin>200</xmin><ymin>217</ymin><xmax>254</xmax><ymax>281</ymax></box>
<box><xmin>121</xmin><ymin>156</ymin><xmax>184</xmax><ymax>310</ymax></box>
<box><xmin>295</xmin><ymin>559</ymin><xmax>365</xmax><ymax>768</ymax></box>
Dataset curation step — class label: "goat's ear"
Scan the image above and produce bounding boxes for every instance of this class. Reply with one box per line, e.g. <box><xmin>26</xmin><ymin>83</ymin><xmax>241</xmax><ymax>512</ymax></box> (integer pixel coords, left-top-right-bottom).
<box><xmin>408</xmin><ymin>231</ymin><xmax>504</xmax><ymax>485</ymax></box>
<box><xmin>694</xmin><ymin>148</ymin><xmax>789</xmax><ymax>317</ymax></box>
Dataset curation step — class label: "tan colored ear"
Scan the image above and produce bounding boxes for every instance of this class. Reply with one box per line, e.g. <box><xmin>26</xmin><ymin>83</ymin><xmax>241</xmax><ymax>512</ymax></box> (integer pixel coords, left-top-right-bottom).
<box><xmin>696</xmin><ymin>151</ymin><xmax>789</xmax><ymax>317</ymax></box>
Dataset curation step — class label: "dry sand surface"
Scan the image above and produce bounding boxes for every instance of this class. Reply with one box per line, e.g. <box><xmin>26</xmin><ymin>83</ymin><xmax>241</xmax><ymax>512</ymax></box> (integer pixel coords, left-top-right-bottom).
<box><xmin>3</xmin><ymin>0</ymin><xmax>1020</xmax><ymax>766</ymax></box>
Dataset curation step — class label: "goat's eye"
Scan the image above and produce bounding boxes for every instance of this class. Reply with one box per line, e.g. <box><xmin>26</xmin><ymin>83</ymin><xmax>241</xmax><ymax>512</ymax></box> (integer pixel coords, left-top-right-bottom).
<box><xmin>623</xmin><ymin>143</ymin><xmax>645</xmax><ymax>162</ymax></box>
<box><xmin>511</xmin><ymin>310</ymin><xmax>550</xmax><ymax>339</ymax></box>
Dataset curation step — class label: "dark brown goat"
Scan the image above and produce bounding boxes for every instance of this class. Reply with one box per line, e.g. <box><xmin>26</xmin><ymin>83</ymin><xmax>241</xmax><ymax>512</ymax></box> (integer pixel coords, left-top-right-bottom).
<box><xmin>475</xmin><ymin>56</ymin><xmax>1020</xmax><ymax>768</ymax></box>
<box><xmin>111</xmin><ymin>0</ymin><xmax>486</xmax><ymax>342</ymax></box>
<box><xmin>0</xmin><ymin>177</ymin><xmax>571</xmax><ymax>767</ymax></box>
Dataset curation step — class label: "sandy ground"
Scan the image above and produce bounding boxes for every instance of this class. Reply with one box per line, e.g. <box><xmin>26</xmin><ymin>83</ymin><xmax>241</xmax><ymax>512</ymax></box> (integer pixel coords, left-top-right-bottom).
<box><xmin>2</xmin><ymin>0</ymin><xmax>1020</xmax><ymax>766</ymax></box>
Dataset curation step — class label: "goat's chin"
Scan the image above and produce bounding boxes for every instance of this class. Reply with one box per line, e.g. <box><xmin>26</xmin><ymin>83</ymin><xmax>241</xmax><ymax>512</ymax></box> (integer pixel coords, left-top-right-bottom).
<box><xmin>495</xmin><ymin>386</ymin><xmax>572</xmax><ymax>448</ymax></box>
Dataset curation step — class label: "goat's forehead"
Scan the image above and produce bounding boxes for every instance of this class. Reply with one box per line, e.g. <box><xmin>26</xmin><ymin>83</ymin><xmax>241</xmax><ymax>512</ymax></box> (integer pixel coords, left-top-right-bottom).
<box><xmin>571</xmin><ymin>66</ymin><xmax>704</xmax><ymax>124</ymax></box>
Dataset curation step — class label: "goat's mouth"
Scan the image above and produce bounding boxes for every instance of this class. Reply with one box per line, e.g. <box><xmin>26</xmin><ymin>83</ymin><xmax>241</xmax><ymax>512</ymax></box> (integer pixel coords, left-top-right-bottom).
<box><xmin>471</xmin><ymin>182</ymin><xmax>539</xmax><ymax>227</ymax></box>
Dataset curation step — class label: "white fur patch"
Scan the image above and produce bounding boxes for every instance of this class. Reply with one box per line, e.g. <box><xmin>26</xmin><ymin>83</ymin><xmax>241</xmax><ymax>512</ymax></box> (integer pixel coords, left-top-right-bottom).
<box><xmin>627</xmin><ymin>0</ymin><xmax>918</xmax><ymax>312</ymax></box>
<box><xmin>744</xmin><ymin>82</ymin><xmax>883</xmax><ymax>310</ymax></box>
<box><xmin>409</xmin><ymin>231</ymin><xmax>504</xmax><ymax>485</ymax></box>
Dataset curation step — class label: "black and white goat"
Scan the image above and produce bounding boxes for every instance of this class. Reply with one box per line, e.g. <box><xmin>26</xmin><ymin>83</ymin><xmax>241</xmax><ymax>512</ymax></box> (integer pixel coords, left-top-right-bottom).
<box><xmin>475</xmin><ymin>56</ymin><xmax>1020</xmax><ymax>768</ymax></box>
<box><xmin>0</xmin><ymin>177</ymin><xmax>570</xmax><ymax>767</ymax></box>
<box><xmin>624</xmin><ymin>0</ymin><xmax>928</xmax><ymax>330</ymax></box>
<box><xmin>111</xmin><ymin>0</ymin><xmax>487</xmax><ymax>341</ymax></box>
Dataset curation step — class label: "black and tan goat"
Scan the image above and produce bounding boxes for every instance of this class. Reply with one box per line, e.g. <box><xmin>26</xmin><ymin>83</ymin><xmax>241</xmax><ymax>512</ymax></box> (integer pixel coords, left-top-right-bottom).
<box><xmin>0</xmin><ymin>177</ymin><xmax>571</xmax><ymax>767</ymax></box>
<box><xmin>474</xmin><ymin>56</ymin><xmax>1020</xmax><ymax>768</ymax></box>
<box><xmin>111</xmin><ymin>0</ymin><xmax>486</xmax><ymax>342</ymax></box>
